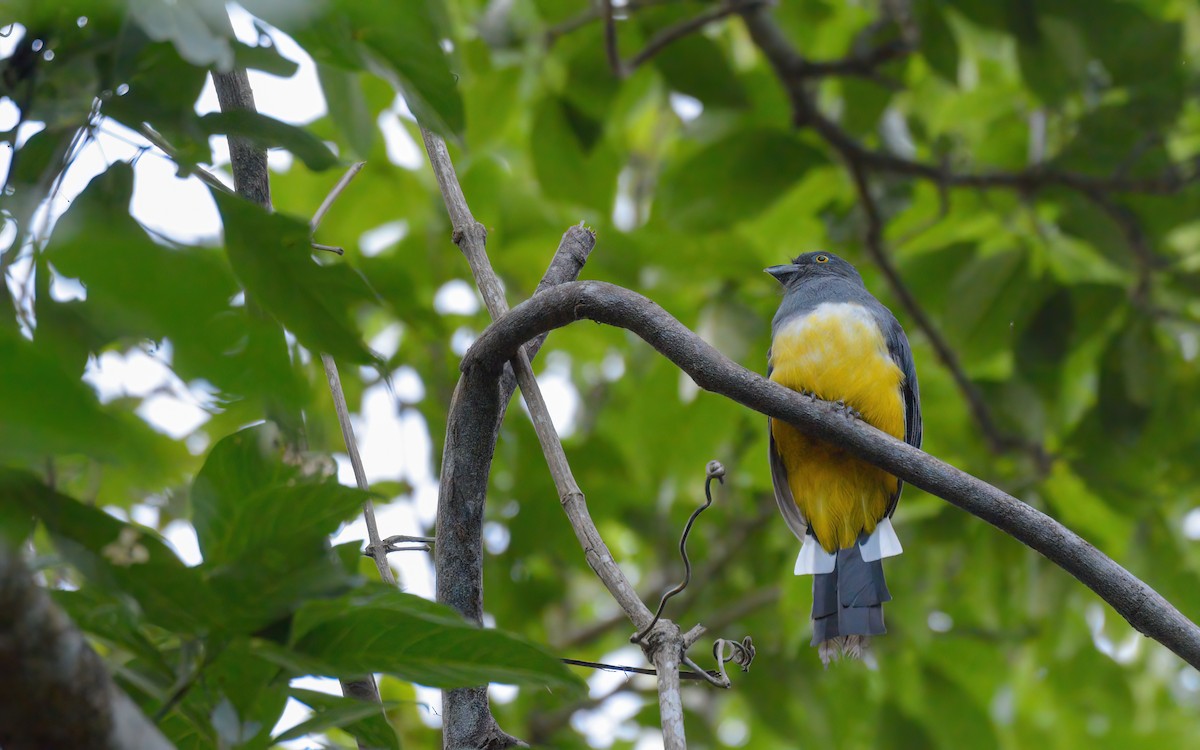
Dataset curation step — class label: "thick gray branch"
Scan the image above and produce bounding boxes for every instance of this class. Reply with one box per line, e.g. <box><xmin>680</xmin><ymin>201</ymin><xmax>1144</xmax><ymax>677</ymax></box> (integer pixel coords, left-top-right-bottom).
<box><xmin>0</xmin><ymin>546</ymin><xmax>174</xmax><ymax>750</ymax></box>
<box><xmin>463</xmin><ymin>280</ymin><xmax>1200</xmax><ymax>669</ymax></box>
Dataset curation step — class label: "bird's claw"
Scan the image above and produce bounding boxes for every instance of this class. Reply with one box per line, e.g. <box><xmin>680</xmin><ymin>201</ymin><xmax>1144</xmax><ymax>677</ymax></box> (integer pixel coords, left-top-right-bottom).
<box><xmin>833</xmin><ymin>400</ymin><xmax>861</xmax><ymax>420</ymax></box>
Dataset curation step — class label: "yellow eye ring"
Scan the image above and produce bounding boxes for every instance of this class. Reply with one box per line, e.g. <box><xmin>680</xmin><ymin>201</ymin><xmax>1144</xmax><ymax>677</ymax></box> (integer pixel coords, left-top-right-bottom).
<box><xmin>815</xmin><ymin>254</ymin><xmax>829</xmax><ymax>263</ymax></box>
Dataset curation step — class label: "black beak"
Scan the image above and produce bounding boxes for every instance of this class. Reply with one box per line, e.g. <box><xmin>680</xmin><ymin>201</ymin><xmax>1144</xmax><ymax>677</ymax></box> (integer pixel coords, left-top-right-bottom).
<box><xmin>765</xmin><ymin>264</ymin><xmax>798</xmax><ymax>283</ymax></box>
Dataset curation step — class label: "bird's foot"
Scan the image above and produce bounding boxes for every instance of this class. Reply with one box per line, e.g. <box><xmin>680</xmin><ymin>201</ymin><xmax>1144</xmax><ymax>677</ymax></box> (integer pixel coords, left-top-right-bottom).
<box><xmin>799</xmin><ymin>389</ymin><xmax>817</xmax><ymax>402</ymax></box>
<box><xmin>833</xmin><ymin>400</ymin><xmax>862</xmax><ymax>420</ymax></box>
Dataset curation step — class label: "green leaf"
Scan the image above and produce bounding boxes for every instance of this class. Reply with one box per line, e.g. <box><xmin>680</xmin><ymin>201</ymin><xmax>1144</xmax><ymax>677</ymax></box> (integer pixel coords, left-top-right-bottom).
<box><xmin>1</xmin><ymin>470</ymin><xmax>219</xmax><ymax>633</ymax></box>
<box><xmin>278</xmin><ymin>689</ymin><xmax>400</xmax><ymax>749</ymax></box>
<box><xmin>216</xmin><ymin>191</ymin><xmax>379</xmax><ymax>365</ymax></box>
<box><xmin>652</xmin><ymin>35</ymin><xmax>747</xmax><ymax>109</ymax></box>
<box><xmin>0</xmin><ymin>327</ymin><xmax>163</xmax><ymax>465</ymax></box>
<box><xmin>128</xmin><ymin>0</ymin><xmax>234</xmax><ymax>69</ymax></box>
<box><xmin>246</xmin><ymin>0</ymin><xmax>464</xmax><ymax>137</ymax></box>
<box><xmin>46</xmin><ymin>164</ymin><xmax>238</xmax><ymax>342</ymax></box>
<box><xmin>319</xmin><ymin>64</ymin><xmax>376</xmax><ymax>159</ymax></box>
<box><xmin>199</xmin><ymin>111</ymin><xmax>339</xmax><ymax>171</ymax></box>
<box><xmin>1043</xmin><ymin>461</ymin><xmax>1131</xmax><ymax>558</ymax></box>
<box><xmin>914</xmin><ymin>0</ymin><xmax>960</xmax><ymax>83</ymax></box>
<box><xmin>943</xmin><ymin>248</ymin><xmax>1045</xmax><ymax>373</ymax></box>
<box><xmin>529</xmin><ymin>96</ymin><xmax>621</xmax><ymax>209</ymax></box>
<box><xmin>190</xmin><ymin>423</ymin><xmax>299</xmax><ymax>563</ymax></box>
<box><xmin>190</xmin><ymin>426</ymin><xmax>365</xmax><ymax>631</ymax></box>
<box><xmin>233</xmin><ymin>42</ymin><xmax>300</xmax><ymax>78</ymax></box>
<box><xmin>656</xmin><ymin>129</ymin><xmax>826</xmax><ymax>231</ymax></box>
<box><xmin>282</xmin><ymin>586</ymin><xmax>584</xmax><ymax>693</ymax></box>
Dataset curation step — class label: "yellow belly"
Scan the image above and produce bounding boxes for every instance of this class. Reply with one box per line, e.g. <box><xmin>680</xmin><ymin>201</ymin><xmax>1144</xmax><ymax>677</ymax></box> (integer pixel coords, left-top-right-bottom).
<box><xmin>770</xmin><ymin>303</ymin><xmax>905</xmax><ymax>552</ymax></box>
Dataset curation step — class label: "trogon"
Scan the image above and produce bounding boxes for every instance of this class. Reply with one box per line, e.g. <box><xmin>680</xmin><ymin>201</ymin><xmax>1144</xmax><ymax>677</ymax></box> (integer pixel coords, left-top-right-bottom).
<box><xmin>765</xmin><ymin>251</ymin><xmax>922</xmax><ymax>664</ymax></box>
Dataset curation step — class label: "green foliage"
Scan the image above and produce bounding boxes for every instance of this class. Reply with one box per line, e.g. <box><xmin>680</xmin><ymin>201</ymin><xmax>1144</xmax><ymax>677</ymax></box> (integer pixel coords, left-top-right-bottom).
<box><xmin>3</xmin><ymin>0</ymin><xmax>1200</xmax><ymax>748</ymax></box>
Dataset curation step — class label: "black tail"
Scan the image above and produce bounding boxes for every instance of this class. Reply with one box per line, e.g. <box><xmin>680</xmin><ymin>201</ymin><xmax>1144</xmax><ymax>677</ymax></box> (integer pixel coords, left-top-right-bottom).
<box><xmin>811</xmin><ymin>533</ymin><xmax>891</xmax><ymax>664</ymax></box>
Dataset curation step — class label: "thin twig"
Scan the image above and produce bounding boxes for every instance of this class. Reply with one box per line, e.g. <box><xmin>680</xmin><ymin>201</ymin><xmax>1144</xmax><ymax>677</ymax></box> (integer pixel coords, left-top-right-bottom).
<box><xmin>311</xmin><ymin>161</ymin><xmax>365</xmax><ymax>230</ymax></box>
<box><xmin>307</xmin><ymin>163</ymin><xmax>396</xmax><ymax>586</ymax></box>
<box><xmin>625</xmin><ymin>1</ymin><xmax>769</xmax><ymax>72</ymax></box>
<box><xmin>544</xmin><ymin>0</ymin><xmax>678</xmax><ymax>44</ymax></box>
<box><xmin>1079</xmin><ymin>189</ymin><xmax>1158</xmax><ymax>307</ymax></box>
<box><xmin>844</xmin><ymin>155</ymin><xmax>1049</xmax><ymax>468</ymax></box>
<box><xmin>739</xmin><ymin>6</ymin><xmax>1198</xmax><ymax>196</ymax></box>
<box><xmin>633</xmin><ymin>460</ymin><xmax>725</xmax><ymax>643</ymax></box>
<box><xmin>212</xmin><ymin>68</ymin><xmax>384</xmax><ymax>728</ymax></box>
<box><xmin>421</xmin><ymin>129</ymin><xmax>653</xmax><ymax>627</ymax></box>
<box><xmin>421</xmin><ymin>129</ymin><xmax>695</xmax><ymax>748</ymax></box>
<box><xmin>559</xmin><ymin>658</ymin><xmax>718</xmax><ymax>681</ymax></box>
<box><xmin>741</xmin><ymin>5</ymin><xmax>1060</xmax><ymax>466</ymax></box>
<box><xmin>310</xmin><ymin>242</ymin><xmax>344</xmax><ymax>255</ymax></box>
<box><xmin>136</xmin><ymin>124</ymin><xmax>233</xmax><ymax>195</ymax></box>
<box><xmin>600</xmin><ymin>0</ymin><xmax>624</xmax><ymax>77</ymax></box>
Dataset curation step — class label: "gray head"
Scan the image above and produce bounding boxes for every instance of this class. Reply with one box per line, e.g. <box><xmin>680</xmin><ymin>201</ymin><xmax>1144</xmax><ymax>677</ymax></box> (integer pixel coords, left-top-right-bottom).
<box><xmin>765</xmin><ymin>251</ymin><xmax>864</xmax><ymax>290</ymax></box>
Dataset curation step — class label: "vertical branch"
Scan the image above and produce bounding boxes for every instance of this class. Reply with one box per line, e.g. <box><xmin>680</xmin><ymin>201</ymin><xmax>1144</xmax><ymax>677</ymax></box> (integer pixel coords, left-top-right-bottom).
<box><xmin>309</xmin><ymin>162</ymin><xmax>396</xmax><ymax>586</ymax></box>
<box><xmin>600</xmin><ymin>0</ymin><xmax>625</xmax><ymax>77</ymax></box>
<box><xmin>210</xmin><ymin>69</ymin><xmax>386</xmax><ymax>725</ymax></box>
<box><xmin>420</xmin><ymin>129</ymin><xmax>652</xmax><ymax>625</ymax></box>
<box><xmin>421</xmin><ymin>130</ymin><xmax>691</xmax><ymax>749</ymax></box>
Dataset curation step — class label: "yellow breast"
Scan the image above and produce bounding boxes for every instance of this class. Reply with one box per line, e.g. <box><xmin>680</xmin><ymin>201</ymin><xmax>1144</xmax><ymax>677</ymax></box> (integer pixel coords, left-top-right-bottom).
<box><xmin>770</xmin><ymin>302</ymin><xmax>906</xmax><ymax>551</ymax></box>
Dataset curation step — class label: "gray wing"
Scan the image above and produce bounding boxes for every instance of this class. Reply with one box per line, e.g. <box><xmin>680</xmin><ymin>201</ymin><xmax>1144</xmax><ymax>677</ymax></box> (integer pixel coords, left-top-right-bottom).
<box><xmin>882</xmin><ymin>313</ymin><xmax>921</xmax><ymax>517</ymax></box>
<box><xmin>767</xmin><ymin>358</ymin><xmax>809</xmax><ymax>542</ymax></box>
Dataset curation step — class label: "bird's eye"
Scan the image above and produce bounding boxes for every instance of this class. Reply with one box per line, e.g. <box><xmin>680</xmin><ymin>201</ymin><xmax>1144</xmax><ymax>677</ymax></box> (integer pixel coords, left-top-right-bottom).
<box><xmin>815</xmin><ymin>254</ymin><xmax>829</xmax><ymax>263</ymax></box>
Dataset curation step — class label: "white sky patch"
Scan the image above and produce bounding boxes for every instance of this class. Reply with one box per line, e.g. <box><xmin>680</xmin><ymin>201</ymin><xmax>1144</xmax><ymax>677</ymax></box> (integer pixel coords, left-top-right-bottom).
<box><xmin>612</xmin><ymin>167</ymin><xmax>638</xmax><ymax>232</ymax></box>
<box><xmin>571</xmin><ymin>647</ymin><xmax>645</xmax><ymax>749</ymax></box>
<box><xmin>668</xmin><ymin>92</ymin><xmax>703</xmax><ymax>122</ymax></box>
<box><xmin>522</xmin><ymin>351</ymin><xmax>579</xmax><ymax>438</ymax></box>
<box><xmin>163</xmin><ymin>519</ymin><xmax>202</xmax><ymax>566</ymax></box>
<box><xmin>633</xmin><ymin>731</ymin><xmax>666</xmax><ymax>750</ymax></box>
<box><xmin>266</xmin><ymin>148</ymin><xmax>294</xmax><ymax>173</ymax></box>
<box><xmin>717</xmin><ymin>717</ymin><xmax>749</xmax><ymax>747</ymax></box>
<box><xmin>0</xmin><ymin>96</ymin><xmax>19</xmax><ymax>130</ymax></box>
<box><xmin>450</xmin><ymin>326</ymin><xmax>476</xmax><ymax>356</ymax></box>
<box><xmin>137</xmin><ymin>393</ymin><xmax>210</xmax><ymax>438</ymax></box>
<box><xmin>272</xmin><ymin>676</ymin><xmax>344</xmax><ymax>749</ymax></box>
<box><xmin>0</xmin><ymin>24</ymin><xmax>24</xmax><ymax>58</ymax></box>
<box><xmin>368</xmin><ymin>323</ymin><xmax>402</xmax><ymax>360</ymax></box>
<box><xmin>49</xmin><ymin>270</ymin><xmax>86</xmax><ymax>301</ymax></box>
<box><xmin>1183</xmin><ymin>507</ymin><xmax>1200</xmax><ymax>539</ymax></box>
<box><xmin>359</xmin><ymin>219</ymin><xmax>408</xmax><ymax>256</ymax></box>
<box><xmin>130</xmin><ymin>503</ymin><xmax>159</xmax><ymax>528</ymax></box>
<box><xmin>195</xmin><ymin>9</ymin><xmax>326</xmax><ymax>126</ymax></box>
<box><xmin>128</xmin><ymin>144</ymin><xmax>223</xmax><ymax>243</ymax></box>
<box><xmin>483</xmin><ymin>521</ymin><xmax>510</xmax><ymax>555</ymax></box>
<box><xmin>85</xmin><ymin>349</ymin><xmax>176</xmax><ymax>403</ymax></box>
<box><xmin>391</xmin><ymin>365</ymin><xmax>425</xmax><ymax>404</ymax></box>
<box><xmin>434</xmin><ymin>279</ymin><xmax>480</xmax><ymax>315</ymax></box>
<box><xmin>489</xmin><ymin>683</ymin><xmax>517</xmax><ymax>705</ymax></box>
<box><xmin>378</xmin><ymin>105</ymin><xmax>424</xmax><ymax>169</ymax></box>
<box><xmin>601</xmin><ymin>351</ymin><xmax>625</xmax><ymax>381</ymax></box>
<box><xmin>927</xmin><ymin>610</ymin><xmax>953</xmax><ymax>633</ymax></box>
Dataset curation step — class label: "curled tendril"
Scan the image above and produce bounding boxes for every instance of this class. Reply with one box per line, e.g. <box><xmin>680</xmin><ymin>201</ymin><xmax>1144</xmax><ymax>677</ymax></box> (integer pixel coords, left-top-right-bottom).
<box><xmin>632</xmin><ymin>460</ymin><xmax>725</xmax><ymax>644</ymax></box>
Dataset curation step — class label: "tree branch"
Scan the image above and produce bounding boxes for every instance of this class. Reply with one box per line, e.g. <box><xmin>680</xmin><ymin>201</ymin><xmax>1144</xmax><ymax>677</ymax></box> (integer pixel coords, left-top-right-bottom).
<box><xmin>0</xmin><ymin>545</ymin><xmax>175</xmax><ymax>750</ymax></box>
<box><xmin>210</xmin><ymin>68</ymin><xmax>385</xmax><ymax>730</ymax></box>
<box><xmin>422</xmin><ymin>131</ymin><xmax>702</xmax><ymax>749</ymax></box>
<box><xmin>736</xmin><ymin>4</ymin><xmax>1196</xmax><ymax>466</ymax></box>
<box><xmin>624</xmin><ymin>1</ymin><xmax>769</xmax><ymax>73</ymax></box>
<box><xmin>738</xmin><ymin>6</ymin><xmax>1198</xmax><ymax>196</ymax></box>
<box><xmin>462</xmin><ymin>280</ymin><xmax>1200</xmax><ymax>670</ymax></box>
<box><xmin>843</xmin><ymin>155</ymin><xmax>1050</xmax><ymax>468</ymax></box>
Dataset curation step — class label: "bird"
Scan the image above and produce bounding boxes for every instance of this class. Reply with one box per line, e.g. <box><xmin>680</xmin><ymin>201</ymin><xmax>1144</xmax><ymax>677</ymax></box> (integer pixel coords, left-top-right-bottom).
<box><xmin>765</xmin><ymin>251</ymin><xmax>921</xmax><ymax>665</ymax></box>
